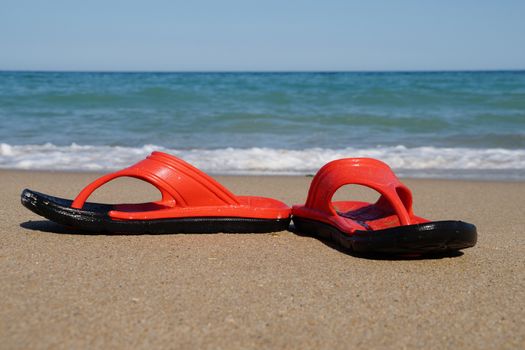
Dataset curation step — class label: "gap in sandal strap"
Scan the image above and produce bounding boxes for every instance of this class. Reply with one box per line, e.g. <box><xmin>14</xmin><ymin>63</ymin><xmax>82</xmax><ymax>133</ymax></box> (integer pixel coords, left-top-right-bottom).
<box><xmin>76</xmin><ymin>176</ymin><xmax>163</xmax><ymax>205</ymax></box>
<box><xmin>332</xmin><ymin>184</ymin><xmax>380</xmax><ymax>205</ymax></box>
<box><xmin>332</xmin><ymin>184</ymin><xmax>395</xmax><ymax>231</ymax></box>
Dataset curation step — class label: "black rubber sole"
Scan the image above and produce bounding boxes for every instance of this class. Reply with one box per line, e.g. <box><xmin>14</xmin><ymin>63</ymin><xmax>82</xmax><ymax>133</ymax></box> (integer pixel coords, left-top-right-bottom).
<box><xmin>21</xmin><ymin>189</ymin><xmax>291</xmax><ymax>234</ymax></box>
<box><xmin>292</xmin><ymin>216</ymin><xmax>477</xmax><ymax>255</ymax></box>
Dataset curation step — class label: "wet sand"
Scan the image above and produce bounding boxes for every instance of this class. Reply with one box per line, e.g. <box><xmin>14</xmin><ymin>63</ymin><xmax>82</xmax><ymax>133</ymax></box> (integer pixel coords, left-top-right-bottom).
<box><xmin>1</xmin><ymin>170</ymin><xmax>524</xmax><ymax>349</ymax></box>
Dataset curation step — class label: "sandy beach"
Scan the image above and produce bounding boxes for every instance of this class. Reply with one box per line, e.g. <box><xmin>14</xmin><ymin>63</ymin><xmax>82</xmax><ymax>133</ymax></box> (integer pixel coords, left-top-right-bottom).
<box><xmin>1</xmin><ymin>169</ymin><xmax>524</xmax><ymax>349</ymax></box>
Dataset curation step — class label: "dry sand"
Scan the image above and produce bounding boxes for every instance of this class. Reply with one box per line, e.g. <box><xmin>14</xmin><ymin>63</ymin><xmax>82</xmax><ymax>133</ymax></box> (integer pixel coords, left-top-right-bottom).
<box><xmin>1</xmin><ymin>169</ymin><xmax>524</xmax><ymax>349</ymax></box>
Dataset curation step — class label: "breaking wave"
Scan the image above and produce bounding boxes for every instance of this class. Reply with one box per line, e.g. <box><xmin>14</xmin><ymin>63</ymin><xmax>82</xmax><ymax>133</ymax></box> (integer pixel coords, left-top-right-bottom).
<box><xmin>1</xmin><ymin>143</ymin><xmax>524</xmax><ymax>180</ymax></box>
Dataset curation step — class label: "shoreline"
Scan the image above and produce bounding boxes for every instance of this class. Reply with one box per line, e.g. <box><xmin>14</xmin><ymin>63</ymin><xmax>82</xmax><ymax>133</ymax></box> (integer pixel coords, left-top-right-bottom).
<box><xmin>2</xmin><ymin>169</ymin><xmax>524</xmax><ymax>348</ymax></box>
<box><xmin>2</xmin><ymin>167</ymin><xmax>525</xmax><ymax>183</ymax></box>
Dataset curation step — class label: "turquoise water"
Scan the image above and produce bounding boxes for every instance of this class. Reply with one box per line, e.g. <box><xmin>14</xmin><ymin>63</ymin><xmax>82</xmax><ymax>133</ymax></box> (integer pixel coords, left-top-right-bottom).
<box><xmin>0</xmin><ymin>71</ymin><xmax>524</xmax><ymax>178</ymax></box>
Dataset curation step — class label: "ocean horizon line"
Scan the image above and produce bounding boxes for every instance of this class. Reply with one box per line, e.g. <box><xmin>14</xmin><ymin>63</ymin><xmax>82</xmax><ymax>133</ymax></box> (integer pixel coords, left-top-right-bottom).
<box><xmin>1</xmin><ymin>69</ymin><xmax>525</xmax><ymax>74</ymax></box>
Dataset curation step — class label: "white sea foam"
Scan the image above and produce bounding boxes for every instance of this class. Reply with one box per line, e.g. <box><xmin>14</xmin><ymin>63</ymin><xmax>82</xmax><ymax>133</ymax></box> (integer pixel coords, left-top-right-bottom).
<box><xmin>1</xmin><ymin>143</ymin><xmax>524</xmax><ymax>179</ymax></box>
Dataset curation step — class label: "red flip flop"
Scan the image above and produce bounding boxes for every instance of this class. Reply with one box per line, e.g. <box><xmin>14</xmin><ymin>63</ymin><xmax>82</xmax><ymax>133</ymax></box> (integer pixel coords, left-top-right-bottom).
<box><xmin>21</xmin><ymin>151</ymin><xmax>291</xmax><ymax>234</ymax></box>
<box><xmin>292</xmin><ymin>158</ymin><xmax>477</xmax><ymax>254</ymax></box>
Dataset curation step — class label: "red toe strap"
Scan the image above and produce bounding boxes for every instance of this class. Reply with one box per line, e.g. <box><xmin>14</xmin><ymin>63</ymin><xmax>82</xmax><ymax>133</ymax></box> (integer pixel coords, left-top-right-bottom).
<box><xmin>304</xmin><ymin>158</ymin><xmax>414</xmax><ymax>226</ymax></box>
<box><xmin>71</xmin><ymin>151</ymin><xmax>239</xmax><ymax>210</ymax></box>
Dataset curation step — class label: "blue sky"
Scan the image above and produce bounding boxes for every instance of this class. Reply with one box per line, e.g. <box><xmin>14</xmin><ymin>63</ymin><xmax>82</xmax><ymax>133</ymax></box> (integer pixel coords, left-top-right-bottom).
<box><xmin>1</xmin><ymin>0</ymin><xmax>524</xmax><ymax>71</ymax></box>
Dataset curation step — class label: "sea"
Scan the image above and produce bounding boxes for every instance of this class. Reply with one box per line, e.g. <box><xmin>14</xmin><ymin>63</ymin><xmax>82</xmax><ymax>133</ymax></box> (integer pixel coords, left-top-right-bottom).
<box><xmin>0</xmin><ymin>71</ymin><xmax>524</xmax><ymax>180</ymax></box>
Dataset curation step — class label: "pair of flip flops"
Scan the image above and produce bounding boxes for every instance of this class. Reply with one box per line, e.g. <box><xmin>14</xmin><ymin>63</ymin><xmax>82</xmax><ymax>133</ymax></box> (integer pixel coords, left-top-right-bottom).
<box><xmin>21</xmin><ymin>151</ymin><xmax>477</xmax><ymax>255</ymax></box>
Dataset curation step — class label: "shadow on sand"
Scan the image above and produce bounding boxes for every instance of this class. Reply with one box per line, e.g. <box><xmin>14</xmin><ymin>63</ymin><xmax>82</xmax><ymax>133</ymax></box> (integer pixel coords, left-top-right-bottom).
<box><xmin>20</xmin><ymin>220</ymin><xmax>150</xmax><ymax>236</ymax></box>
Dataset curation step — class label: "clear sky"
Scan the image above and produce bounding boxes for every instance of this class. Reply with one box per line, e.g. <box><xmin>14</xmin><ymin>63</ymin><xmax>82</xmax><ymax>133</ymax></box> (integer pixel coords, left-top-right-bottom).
<box><xmin>1</xmin><ymin>0</ymin><xmax>524</xmax><ymax>71</ymax></box>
